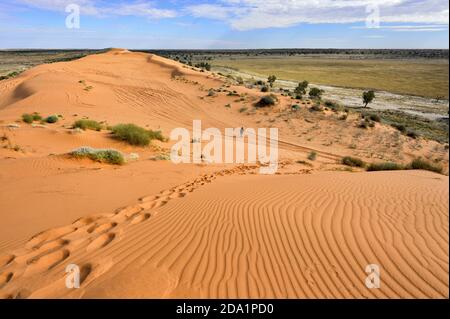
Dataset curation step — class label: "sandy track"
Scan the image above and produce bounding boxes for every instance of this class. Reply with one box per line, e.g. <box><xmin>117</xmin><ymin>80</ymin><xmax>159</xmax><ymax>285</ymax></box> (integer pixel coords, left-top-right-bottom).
<box><xmin>0</xmin><ymin>169</ymin><xmax>447</xmax><ymax>299</ymax></box>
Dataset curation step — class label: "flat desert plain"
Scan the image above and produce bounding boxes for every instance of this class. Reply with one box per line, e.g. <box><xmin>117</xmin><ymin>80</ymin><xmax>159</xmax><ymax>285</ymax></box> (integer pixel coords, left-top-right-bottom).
<box><xmin>0</xmin><ymin>49</ymin><xmax>448</xmax><ymax>299</ymax></box>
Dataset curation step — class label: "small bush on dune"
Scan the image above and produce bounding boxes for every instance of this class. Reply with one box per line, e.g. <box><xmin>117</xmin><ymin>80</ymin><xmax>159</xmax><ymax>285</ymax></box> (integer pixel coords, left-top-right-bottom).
<box><xmin>22</xmin><ymin>113</ymin><xmax>42</xmax><ymax>123</ymax></box>
<box><xmin>406</xmin><ymin>130</ymin><xmax>419</xmax><ymax>139</ymax></box>
<box><xmin>367</xmin><ymin>162</ymin><xmax>404</xmax><ymax>171</ymax></box>
<box><xmin>310</xmin><ymin>103</ymin><xmax>323</xmax><ymax>112</ymax></box>
<box><xmin>358</xmin><ymin>118</ymin><xmax>373</xmax><ymax>129</ymax></box>
<box><xmin>308</xmin><ymin>151</ymin><xmax>317</xmax><ymax>161</ymax></box>
<box><xmin>148</xmin><ymin>129</ymin><xmax>167</xmax><ymax>142</ymax></box>
<box><xmin>409</xmin><ymin>158</ymin><xmax>443</xmax><ymax>174</ymax></box>
<box><xmin>111</xmin><ymin>124</ymin><xmax>166</xmax><ymax>146</ymax></box>
<box><xmin>368</xmin><ymin>114</ymin><xmax>381</xmax><ymax>122</ymax></box>
<box><xmin>70</xmin><ymin>147</ymin><xmax>124</xmax><ymax>165</ymax></box>
<box><xmin>324</xmin><ymin>100</ymin><xmax>342</xmax><ymax>112</ymax></box>
<box><xmin>45</xmin><ymin>115</ymin><xmax>59</xmax><ymax>124</ymax></box>
<box><xmin>261</xmin><ymin>86</ymin><xmax>269</xmax><ymax>92</ymax></box>
<box><xmin>111</xmin><ymin>124</ymin><xmax>150</xmax><ymax>146</ymax></box>
<box><xmin>392</xmin><ymin>123</ymin><xmax>406</xmax><ymax>133</ymax></box>
<box><xmin>73</xmin><ymin>119</ymin><xmax>102</xmax><ymax>131</ymax></box>
<box><xmin>22</xmin><ymin>113</ymin><xmax>33</xmax><ymax>124</ymax></box>
<box><xmin>256</xmin><ymin>95</ymin><xmax>277</xmax><ymax>108</ymax></box>
<box><xmin>342</xmin><ymin>156</ymin><xmax>365</xmax><ymax>168</ymax></box>
<box><xmin>32</xmin><ymin>113</ymin><xmax>42</xmax><ymax>121</ymax></box>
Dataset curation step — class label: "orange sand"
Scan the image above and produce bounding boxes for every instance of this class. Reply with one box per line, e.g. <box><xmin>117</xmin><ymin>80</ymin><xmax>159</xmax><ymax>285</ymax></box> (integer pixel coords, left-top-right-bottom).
<box><xmin>0</xmin><ymin>49</ymin><xmax>448</xmax><ymax>299</ymax></box>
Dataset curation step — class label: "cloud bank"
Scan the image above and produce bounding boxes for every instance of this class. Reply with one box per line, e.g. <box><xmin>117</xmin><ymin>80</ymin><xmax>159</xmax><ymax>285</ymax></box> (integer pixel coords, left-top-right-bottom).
<box><xmin>188</xmin><ymin>0</ymin><xmax>449</xmax><ymax>30</ymax></box>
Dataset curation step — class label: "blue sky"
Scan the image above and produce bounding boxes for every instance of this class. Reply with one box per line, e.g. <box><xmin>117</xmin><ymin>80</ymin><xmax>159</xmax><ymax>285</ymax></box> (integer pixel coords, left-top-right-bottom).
<box><xmin>0</xmin><ymin>0</ymin><xmax>448</xmax><ymax>49</ymax></box>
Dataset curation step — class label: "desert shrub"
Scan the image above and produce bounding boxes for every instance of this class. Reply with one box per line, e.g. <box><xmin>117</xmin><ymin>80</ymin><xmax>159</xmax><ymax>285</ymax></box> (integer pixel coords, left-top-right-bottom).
<box><xmin>342</xmin><ymin>156</ymin><xmax>365</xmax><ymax>168</ymax></box>
<box><xmin>406</xmin><ymin>130</ymin><xmax>419</xmax><ymax>139</ymax></box>
<box><xmin>207</xmin><ymin>89</ymin><xmax>216</xmax><ymax>97</ymax></box>
<box><xmin>291</xmin><ymin>104</ymin><xmax>300</xmax><ymax>111</ymax></box>
<box><xmin>70</xmin><ymin>147</ymin><xmax>124</xmax><ymax>165</ymax></box>
<box><xmin>239</xmin><ymin>107</ymin><xmax>248</xmax><ymax>113</ymax></box>
<box><xmin>194</xmin><ymin>62</ymin><xmax>211</xmax><ymax>71</ymax></box>
<box><xmin>45</xmin><ymin>115</ymin><xmax>59</xmax><ymax>124</ymax></box>
<box><xmin>339</xmin><ymin>114</ymin><xmax>348</xmax><ymax>121</ymax></box>
<box><xmin>148</xmin><ymin>129</ymin><xmax>167</xmax><ymax>142</ymax></box>
<box><xmin>255</xmin><ymin>80</ymin><xmax>265</xmax><ymax>86</ymax></box>
<box><xmin>391</xmin><ymin>123</ymin><xmax>406</xmax><ymax>133</ymax></box>
<box><xmin>261</xmin><ymin>86</ymin><xmax>269</xmax><ymax>92</ymax></box>
<box><xmin>111</xmin><ymin>124</ymin><xmax>151</xmax><ymax>146</ymax></box>
<box><xmin>409</xmin><ymin>158</ymin><xmax>443</xmax><ymax>174</ymax></box>
<box><xmin>22</xmin><ymin>113</ymin><xmax>34</xmax><ymax>124</ymax></box>
<box><xmin>368</xmin><ymin>114</ymin><xmax>381</xmax><ymax>122</ymax></box>
<box><xmin>150</xmin><ymin>153</ymin><xmax>171</xmax><ymax>161</ymax></box>
<box><xmin>308</xmin><ymin>151</ymin><xmax>317</xmax><ymax>161</ymax></box>
<box><xmin>309</xmin><ymin>87</ymin><xmax>324</xmax><ymax>99</ymax></box>
<box><xmin>310</xmin><ymin>103</ymin><xmax>323</xmax><ymax>112</ymax></box>
<box><xmin>367</xmin><ymin>162</ymin><xmax>404</xmax><ymax>171</ymax></box>
<box><xmin>358</xmin><ymin>119</ymin><xmax>371</xmax><ymax>129</ymax></box>
<box><xmin>110</xmin><ymin>124</ymin><xmax>167</xmax><ymax>146</ymax></box>
<box><xmin>324</xmin><ymin>100</ymin><xmax>342</xmax><ymax>111</ymax></box>
<box><xmin>256</xmin><ymin>95</ymin><xmax>276</xmax><ymax>108</ymax></box>
<box><xmin>73</xmin><ymin>119</ymin><xmax>102</xmax><ymax>131</ymax></box>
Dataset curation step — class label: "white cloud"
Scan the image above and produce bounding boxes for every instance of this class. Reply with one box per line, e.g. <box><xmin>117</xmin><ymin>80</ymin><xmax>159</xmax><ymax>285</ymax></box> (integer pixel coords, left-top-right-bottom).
<box><xmin>16</xmin><ymin>0</ymin><xmax>177</xmax><ymax>19</ymax></box>
<box><xmin>353</xmin><ymin>24</ymin><xmax>448</xmax><ymax>31</ymax></box>
<box><xmin>187</xmin><ymin>0</ymin><xmax>449</xmax><ymax>30</ymax></box>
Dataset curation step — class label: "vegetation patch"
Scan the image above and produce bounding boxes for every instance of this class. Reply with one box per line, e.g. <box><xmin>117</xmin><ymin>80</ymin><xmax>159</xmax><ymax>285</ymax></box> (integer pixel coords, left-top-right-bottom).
<box><xmin>111</xmin><ymin>124</ymin><xmax>166</xmax><ymax>146</ymax></box>
<box><xmin>409</xmin><ymin>158</ymin><xmax>443</xmax><ymax>174</ymax></box>
<box><xmin>379</xmin><ymin>110</ymin><xmax>447</xmax><ymax>143</ymax></box>
<box><xmin>73</xmin><ymin>119</ymin><xmax>102</xmax><ymax>131</ymax></box>
<box><xmin>69</xmin><ymin>147</ymin><xmax>124</xmax><ymax>165</ymax></box>
<box><xmin>256</xmin><ymin>95</ymin><xmax>277</xmax><ymax>108</ymax></box>
<box><xmin>22</xmin><ymin>112</ymin><xmax>43</xmax><ymax>124</ymax></box>
<box><xmin>45</xmin><ymin>115</ymin><xmax>59</xmax><ymax>124</ymax></box>
<box><xmin>342</xmin><ymin>156</ymin><xmax>366</xmax><ymax>168</ymax></box>
<box><xmin>307</xmin><ymin>151</ymin><xmax>317</xmax><ymax>161</ymax></box>
<box><xmin>367</xmin><ymin>162</ymin><xmax>404</xmax><ymax>171</ymax></box>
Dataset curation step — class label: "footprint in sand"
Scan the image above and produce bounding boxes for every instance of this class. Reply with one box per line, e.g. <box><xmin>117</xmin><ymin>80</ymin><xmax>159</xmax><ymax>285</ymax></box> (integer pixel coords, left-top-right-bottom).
<box><xmin>0</xmin><ymin>271</ymin><xmax>13</xmax><ymax>288</ymax></box>
<box><xmin>153</xmin><ymin>200</ymin><xmax>168</xmax><ymax>208</ymax></box>
<box><xmin>169</xmin><ymin>191</ymin><xmax>187</xmax><ymax>199</ymax></box>
<box><xmin>72</xmin><ymin>217</ymin><xmax>96</xmax><ymax>228</ymax></box>
<box><xmin>25</xmin><ymin>249</ymin><xmax>70</xmax><ymax>275</ymax></box>
<box><xmin>0</xmin><ymin>254</ymin><xmax>15</xmax><ymax>268</ymax></box>
<box><xmin>15</xmin><ymin>238</ymin><xmax>70</xmax><ymax>265</ymax></box>
<box><xmin>140</xmin><ymin>195</ymin><xmax>159</xmax><ymax>202</ymax></box>
<box><xmin>25</xmin><ymin>226</ymin><xmax>77</xmax><ymax>250</ymax></box>
<box><xmin>87</xmin><ymin>222</ymin><xmax>118</xmax><ymax>235</ymax></box>
<box><xmin>130</xmin><ymin>213</ymin><xmax>151</xmax><ymax>225</ymax></box>
<box><xmin>86</xmin><ymin>233</ymin><xmax>116</xmax><ymax>252</ymax></box>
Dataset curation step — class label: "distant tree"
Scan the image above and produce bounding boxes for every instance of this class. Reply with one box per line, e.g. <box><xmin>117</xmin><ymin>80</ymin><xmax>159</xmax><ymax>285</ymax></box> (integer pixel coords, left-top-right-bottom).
<box><xmin>267</xmin><ymin>75</ymin><xmax>277</xmax><ymax>87</ymax></box>
<box><xmin>294</xmin><ymin>80</ymin><xmax>309</xmax><ymax>96</ymax></box>
<box><xmin>309</xmin><ymin>87</ymin><xmax>324</xmax><ymax>99</ymax></box>
<box><xmin>362</xmin><ymin>90</ymin><xmax>375</xmax><ymax>107</ymax></box>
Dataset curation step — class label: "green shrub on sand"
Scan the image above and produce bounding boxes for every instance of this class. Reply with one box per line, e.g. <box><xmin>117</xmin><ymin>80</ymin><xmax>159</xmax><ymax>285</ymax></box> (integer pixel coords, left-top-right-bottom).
<box><xmin>70</xmin><ymin>147</ymin><xmax>124</xmax><ymax>165</ymax></box>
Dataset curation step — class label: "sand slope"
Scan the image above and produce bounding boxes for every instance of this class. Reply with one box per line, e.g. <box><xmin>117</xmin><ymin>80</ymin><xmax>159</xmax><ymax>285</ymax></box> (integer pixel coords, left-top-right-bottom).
<box><xmin>0</xmin><ymin>169</ymin><xmax>448</xmax><ymax>299</ymax></box>
<box><xmin>0</xmin><ymin>50</ymin><xmax>448</xmax><ymax>299</ymax></box>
